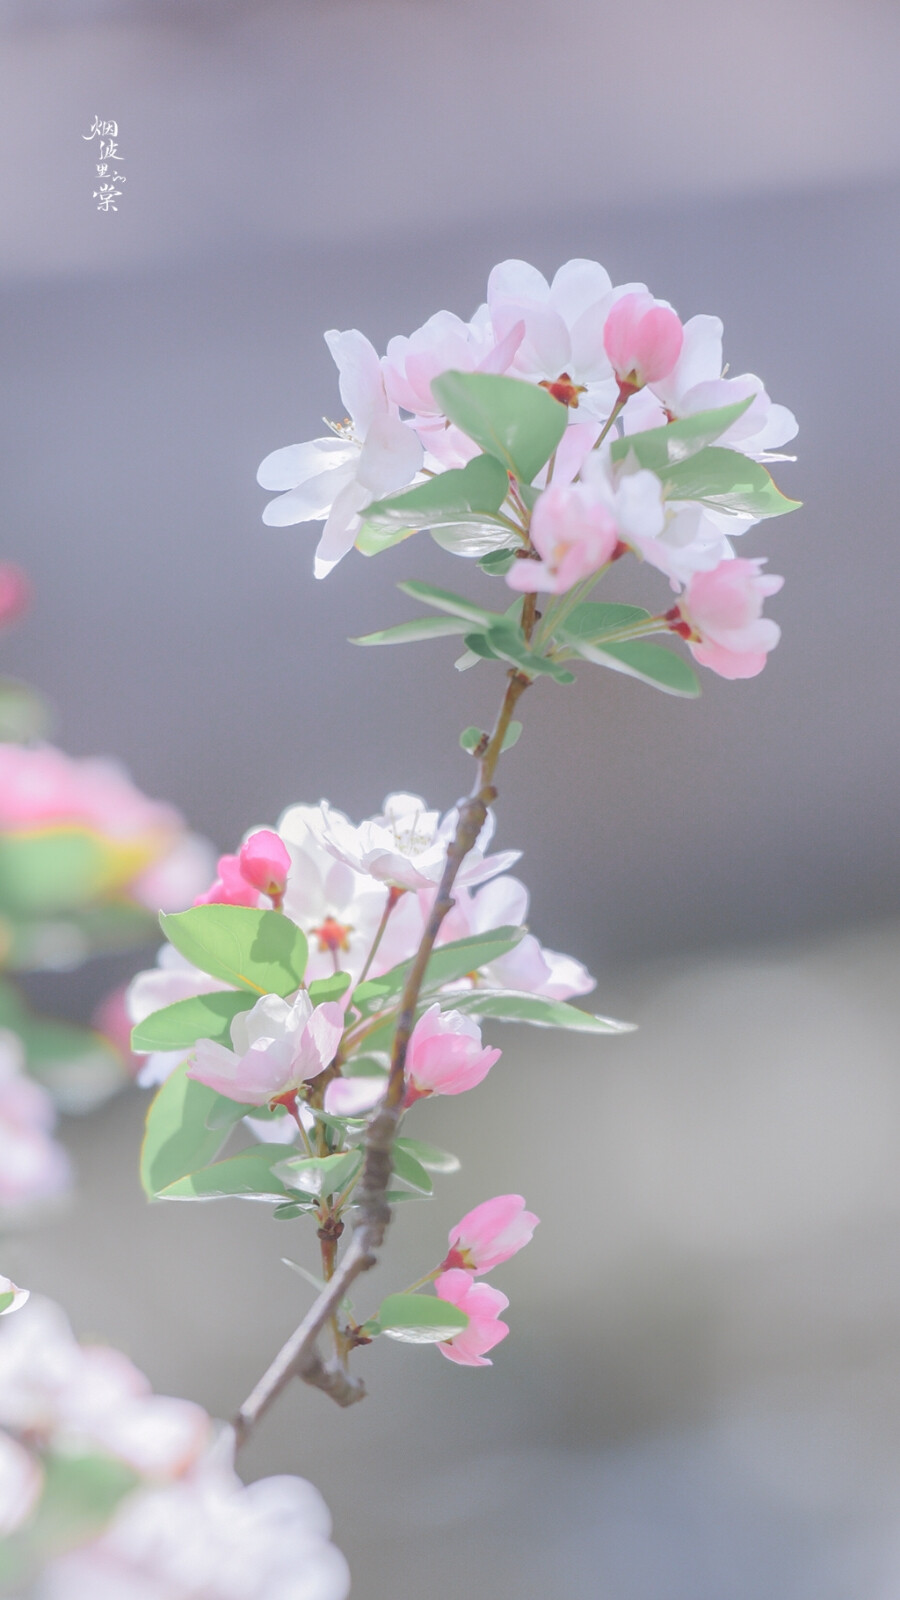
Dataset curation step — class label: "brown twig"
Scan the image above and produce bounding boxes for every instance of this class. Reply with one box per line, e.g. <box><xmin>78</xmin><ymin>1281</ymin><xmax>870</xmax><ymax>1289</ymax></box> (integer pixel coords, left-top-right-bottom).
<box><xmin>233</xmin><ymin>666</ymin><xmax>531</xmax><ymax>1448</ymax></box>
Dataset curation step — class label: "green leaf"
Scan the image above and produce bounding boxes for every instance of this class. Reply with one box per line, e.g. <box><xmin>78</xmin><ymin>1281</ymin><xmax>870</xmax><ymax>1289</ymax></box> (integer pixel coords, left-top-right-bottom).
<box><xmin>157</xmin><ymin>1146</ymin><xmax>292</xmax><ymax>1201</ymax></box>
<box><xmin>574</xmin><ymin>638</ymin><xmax>701</xmax><ymax>697</ymax></box>
<box><xmin>484</xmin><ymin>619</ymin><xmax>576</xmax><ymax>684</ymax></box>
<box><xmin>375</xmin><ymin>1292</ymin><xmax>469</xmax><ymax>1344</ymax></box>
<box><xmin>358</xmin><ymin>926</ymin><xmax>526</xmax><ymax>1011</ymax></box>
<box><xmin>273</xmin><ymin>1149</ymin><xmax>362</xmax><ymax>1198</ymax></box>
<box><xmin>391</xmin><ymin>1143</ymin><xmax>433</xmax><ymax>1194</ymax></box>
<box><xmin>660</xmin><ymin>446</ymin><xmax>801</xmax><ymax>518</ymax></box>
<box><xmin>355</xmin><ymin>520</ymin><xmax>418</xmax><ymax>556</ymax></box>
<box><xmin>460</xmin><ymin>726</ymin><xmax>486</xmax><ymax>754</ymax></box>
<box><xmin>159</xmin><ymin>905</ymin><xmax>308</xmax><ymax>997</ymax></box>
<box><xmin>431</xmin><ymin>523</ymin><xmax>517</xmax><ymax>558</ymax></box>
<box><xmin>351</xmin><ymin>615</ymin><xmax>470</xmax><ymax>648</ymax></box>
<box><xmin>610</xmin><ymin>397</ymin><xmax>755</xmax><ymax>472</ymax></box>
<box><xmin>462</xmin><ymin>631</ymin><xmax>500</xmax><ymax>661</ymax></box>
<box><xmin>431</xmin><ymin>371</ymin><xmax>567</xmax><ymax>484</ymax></box>
<box><xmin>0</xmin><ymin>677</ymin><xmax>51</xmax><ymax>742</ymax></box>
<box><xmin>395</xmin><ymin>1135</ymin><xmax>460</xmax><ymax>1174</ymax></box>
<box><xmin>4</xmin><ymin>900</ymin><xmax>156</xmax><ymax>972</ymax></box>
<box><xmin>446</xmin><ymin>990</ymin><xmax>634</xmax><ymax>1033</ymax></box>
<box><xmin>395</xmin><ymin>580</ymin><xmax>500</xmax><ymax>628</ymax></box>
<box><xmin>479</xmin><ymin>547</ymin><xmax>517</xmax><ymax>576</ymax></box>
<box><xmin>273</xmin><ymin>1200</ymin><xmax>317</xmax><ymax>1219</ymax></box>
<box><xmin>0</xmin><ymin>830</ymin><xmax>119</xmax><ymax>915</ymax></box>
<box><xmin>557</xmin><ymin>602</ymin><xmax>651</xmax><ymax>641</ymax></box>
<box><xmin>141</xmin><ymin>1059</ymin><xmax>238</xmax><ymax>1198</ymax></box>
<box><xmin>130</xmin><ymin>990</ymin><xmax>254</xmax><ymax>1053</ymax></box>
<box><xmin>501</xmin><ymin>719</ymin><xmax>523</xmax><ymax>751</ymax></box>
<box><xmin>0</xmin><ymin>1290</ymin><xmax>16</xmax><ymax>1313</ymax></box>
<box><xmin>365</xmin><ymin>454</ymin><xmax>510</xmax><ymax>530</ymax></box>
<box><xmin>308</xmin><ymin>971</ymin><xmax>353</xmax><ymax>1005</ymax></box>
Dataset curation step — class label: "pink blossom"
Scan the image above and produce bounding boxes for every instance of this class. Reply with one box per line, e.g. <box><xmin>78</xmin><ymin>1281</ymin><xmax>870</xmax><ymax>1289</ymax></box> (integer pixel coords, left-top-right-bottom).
<box><xmin>506</xmin><ymin>482</ymin><xmax>619</xmax><ymax>595</ymax></box>
<box><xmin>443</xmin><ymin>1195</ymin><xmax>539</xmax><ymax>1275</ymax></box>
<box><xmin>673</xmin><ymin>557</ymin><xmax>783</xmax><ymax>680</ymax></box>
<box><xmin>433</xmin><ymin>1270</ymin><xmax>509</xmax><ymax>1367</ymax></box>
<box><xmin>403</xmin><ymin>1004</ymin><xmax>500</xmax><ymax>1106</ymax></box>
<box><xmin>487</xmin><ymin>258</ymin><xmax>628</xmax><ymax>421</ymax></box>
<box><xmin>238</xmin><ymin>830</ymin><xmax>291</xmax><ymax>903</ymax></box>
<box><xmin>0</xmin><ymin>564</ymin><xmax>31</xmax><ymax>627</ymax></box>
<box><xmin>383</xmin><ymin>304</ymin><xmax>524</xmax><ymax>468</ymax></box>
<box><xmin>187</xmin><ymin>992</ymin><xmax>344</xmax><ymax>1107</ymax></box>
<box><xmin>323</xmin><ymin>1076</ymin><xmax>386</xmax><ymax>1117</ymax></box>
<box><xmin>194</xmin><ymin>852</ymin><xmax>261</xmax><ymax>908</ymax></box>
<box><xmin>603</xmin><ymin>292</ymin><xmax>684</xmax><ymax>395</ymax></box>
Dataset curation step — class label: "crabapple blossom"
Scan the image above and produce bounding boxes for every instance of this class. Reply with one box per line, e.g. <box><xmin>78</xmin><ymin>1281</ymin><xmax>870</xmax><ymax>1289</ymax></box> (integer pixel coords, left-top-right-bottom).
<box><xmin>672</xmin><ymin>557</ymin><xmax>784</xmax><ymax>679</ymax></box>
<box><xmin>433</xmin><ymin>1270</ymin><xmax>510</xmax><ymax>1367</ymax></box>
<box><xmin>506</xmin><ymin>481</ymin><xmax>620</xmax><ymax>594</ymax></box>
<box><xmin>194</xmin><ymin>851</ymin><xmax>261</xmax><ymax>908</ymax></box>
<box><xmin>623</xmin><ymin>313</ymin><xmax>798</xmax><ymax>458</ymax></box>
<box><xmin>38</xmin><ymin>1457</ymin><xmax>350</xmax><ymax>1600</ymax></box>
<box><xmin>0</xmin><ymin>1277</ymin><xmax>29</xmax><ymax>1316</ymax></box>
<box><xmin>277</xmin><ymin>802</ymin><xmax>392</xmax><ymax>983</ymax></box>
<box><xmin>443</xmin><ymin>1195</ymin><xmax>539</xmax><ymax>1276</ymax></box>
<box><xmin>624</xmin><ymin>503</ymin><xmax>733</xmax><ymax>591</ymax></box>
<box><xmin>383</xmin><ymin>305</ymin><xmax>525</xmax><ymax>467</ymax></box>
<box><xmin>323</xmin><ymin>1076</ymin><xmax>386</xmax><ymax>1117</ymax></box>
<box><xmin>403</xmin><ymin>1004</ymin><xmax>500</xmax><ymax>1105</ymax></box>
<box><xmin>603</xmin><ymin>290</ymin><xmax>684</xmax><ymax>397</ymax></box>
<box><xmin>257</xmin><ymin>328</ymin><xmax>422</xmax><ymax>578</ymax></box>
<box><xmin>0</xmin><ymin>562</ymin><xmax>31</xmax><ymax>626</ymax></box>
<box><xmin>238</xmin><ymin>829</ymin><xmax>291</xmax><ymax>902</ymax></box>
<box><xmin>309</xmin><ymin>791</ymin><xmax>519</xmax><ymax>892</ymax></box>
<box><xmin>487</xmin><ymin>257</ymin><xmax>629</xmax><ymax>421</ymax></box>
<box><xmin>187</xmin><ymin>991</ymin><xmax>344</xmax><ymax>1107</ymax></box>
<box><xmin>437</xmin><ymin>875</ymin><xmax>595</xmax><ymax>1000</ymax></box>
<box><xmin>0</xmin><ymin>1029</ymin><xmax>71</xmax><ymax>1214</ymax></box>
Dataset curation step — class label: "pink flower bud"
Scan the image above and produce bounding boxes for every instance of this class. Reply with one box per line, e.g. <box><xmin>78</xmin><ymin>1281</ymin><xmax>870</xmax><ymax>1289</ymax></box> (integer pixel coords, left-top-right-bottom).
<box><xmin>434</xmin><ymin>1269</ymin><xmax>510</xmax><ymax>1367</ymax></box>
<box><xmin>193</xmin><ymin>854</ymin><xmax>260</xmax><ymax>908</ymax></box>
<box><xmin>442</xmin><ymin>1194</ymin><xmax>539</xmax><ymax>1275</ymax></box>
<box><xmin>506</xmin><ymin>482</ymin><xmax>619</xmax><ymax>595</ymax></box>
<box><xmin>673</xmin><ymin>557</ymin><xmax>783</xmax><ymax>680</ymax></box>
<box><xmin>239</xmin><ymin>829</ymin><xmax>291</xmax><ymax>902</ymax></box>
<box><xmin>0</xmin><ymin>565</ymin><xmax>31</xmax><ymax>628</ymax></box>
<box><xmin>403</xmin><ymin>1004</ymin><xmax>500</xmax><ymax>1106</ymax></box>
<box><xmin>603</xmin><ymin>292</ymin><xmax>684</xmax><ymax>394</ymax></box>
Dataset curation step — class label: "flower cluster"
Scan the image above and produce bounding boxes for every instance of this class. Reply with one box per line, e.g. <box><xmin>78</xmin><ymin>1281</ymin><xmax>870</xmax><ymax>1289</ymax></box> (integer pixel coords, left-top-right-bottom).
<box><xmin>433</xmin><ymin>1194</ymin><xmax>538</xmax><ymax>1366</ymax></box>
<box><xmin>258</xmin><ymin>257</ymin><xmax>797</xmax><ymax>682</ymax></box>
<box><xmin>0</xmin><ymin>1297</ymin><xmax>349</xmax><ymax>1598</ymax></box>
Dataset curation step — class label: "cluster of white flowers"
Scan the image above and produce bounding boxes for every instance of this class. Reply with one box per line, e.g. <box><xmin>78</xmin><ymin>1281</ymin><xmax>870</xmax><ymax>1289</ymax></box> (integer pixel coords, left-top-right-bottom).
<box><xmin>128</xmin><ymin>789</ymin><xmax>594</xmax><ymax>1093</ymax></box>
<box><xmin>0</xmin><ymin>1297</ymin><xmax>349</xmax><ymax>1600</ymax></box>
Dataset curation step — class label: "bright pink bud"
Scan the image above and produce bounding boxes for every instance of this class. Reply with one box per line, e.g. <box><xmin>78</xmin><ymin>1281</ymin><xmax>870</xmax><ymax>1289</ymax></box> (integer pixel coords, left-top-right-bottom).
<box><xmin>239</xmin><ymin>829</ymin><xmax>291</xmax><ymax>901</ymax></box>
<box><xmin>442</xmin><ymin>1194</ymin><xmax>539</xmax><ymax>1275</ymax></box>
<box><xmin>434</xmin><ymin>1269</ymin><xmax>510</xmax><ymax>1367</ymax></box>
<box><xmin>603</xmin><ymin>292</ymin><xmax>684</xmax><ymax>393</ymax></box>
<box><xmin>0</xmin><ymin>565</ymin><xmax>31</xmax><ymax>627</ymax></box>
<box><xmin>403</xmin><ymin>1004</ymin><xmax>500</xmax><ymax>1106</ymax></box>
<box><xmin>193</xmin><ymin>853</ymin><xmax>260</xmax><ymax>908</ymax></box>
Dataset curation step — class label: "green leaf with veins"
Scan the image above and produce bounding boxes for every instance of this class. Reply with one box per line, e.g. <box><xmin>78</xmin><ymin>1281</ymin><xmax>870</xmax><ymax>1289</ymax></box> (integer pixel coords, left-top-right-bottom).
<box><xmin>573</xmin><ymin>638</ymin><xmax>701</xmax><ymax>697</ymax></box>
<box><xmin>351</xmin><ymin>616</ymin><xmax>471</xmax><ymax>648</ymax></box>
<box><xmin>610</xmin><ymin>396</ymin><xmax>755</xmax><ymax>472</ymax></box>
<box><xmin>131</xmin><ymin>990</ymin><xmax>254</xmax><ymax>1053</ymax></box>
<box><xmin>373</xmin><ymin>1292</ymin><xmax>469</xmax><ymax>1343</ymax></box>
<box><xmin>431</xmin><ymin>371</ymin><xmax>567</xmax><ymax>483</ymax></box>
<box><xmin>365</xmin><ymin>453</ymin><xmax>511</xmax><ymax>530</ymax></box>
<box><xmin>159</xmin><ymin>905</ymin><xmax>308</xmax><ymax>996</ymax></box>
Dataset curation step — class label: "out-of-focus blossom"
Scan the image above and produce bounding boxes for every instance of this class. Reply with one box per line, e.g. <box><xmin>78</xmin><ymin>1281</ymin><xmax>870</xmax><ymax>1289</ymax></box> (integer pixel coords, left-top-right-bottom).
<box><xmin>310</xmin><ymin>792</ymin><xmax>519</xmax><ymax>893</ymax></box>
<box><xmin>323</xmin><ymin>1076</ymin><xmax>385</xmax><ymax>1118</ymax></box>
<box><xmin>0</xmin><ymin>1029</ymin><xmax>71</xmax><ymax>1214</ymax></box>
<box><xmin>187</xmin><ymin>993</ymin><xmax>343</xmax><ymax>1107</ymax></box>
<box><xmin>194</xmin><ymin>852</ymin><xmax>261</xmax><ymax>909</ymax></box>
<box><xmin>38</xmin><ymin>1456</ymin><xmax>351</xmax><ymax>1600</ymax></box>
<box><xmin>622</xmin><ymin>313</ymin><xmax>798</xmax><ymax>458</ymax></box>
<box><xmin>127</xmin><ymin>946</ymin><xmax>231</xmax><ymax>1088</ymax></box>
<box><xmin>603</xmin><ymin>291</ymin><xmax>684</xmax><ymax>396</ymax></box>
<box><xmin>443</xmin><ymin>1195</ymin><xmax>539</xmax><ymax>1275</ymax></box>
<box><xmin>0</xmin><ymin>1297</ymin><xmax>209</xmax><ymax>1478</ymax></box>
<box><xmin>403</xmin><ymin>1004</ymin><xmax>500</xmax><ymax>1106</ymax></box>
<box><xmin>672</xmin><ymin>557</ymin><xmax>783</xmax><ymax>679</ymax></box>
<box><xmin>0</xmin><ymin>1427</ymin><xmax>41</xmax><ymax>1535</ymax></box>
<box><xmin>433</xmin><ymin>1269</ymin><xmax>510</xmax><ymax>1367</ymax></box>
<box><xmin>0</xmin><ymin>744</ymin><xmax>211</xmax><ymax>912</ymax></box>
<box><xmin>0</xmin><ymin>564</ymin><xmax>32</xmax><ymax>627</ymax></box>
<box><xmin>238</xmin><ymin>830</ymin><xmax>291</xmax><ymax>903</ymax></box>
<box><xmin>258</xmin><ymin>328</ymin><xmax>422</xmax><ymax>578</ymax></box>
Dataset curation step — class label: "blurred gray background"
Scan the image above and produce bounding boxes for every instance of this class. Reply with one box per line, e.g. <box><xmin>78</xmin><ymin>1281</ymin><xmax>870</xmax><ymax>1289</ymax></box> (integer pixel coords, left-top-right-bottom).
<box><xmin>3</xmin><ymin>2</ymin><xmax>900</xmax><ymax>1595</ymax></box>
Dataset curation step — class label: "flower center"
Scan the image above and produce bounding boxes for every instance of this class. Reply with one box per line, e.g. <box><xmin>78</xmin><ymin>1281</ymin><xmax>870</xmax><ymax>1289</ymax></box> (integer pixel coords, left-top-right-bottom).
<box><xmin>539</xmin><ymin>372</ymin><xmax>587</xmax><ymax>409</ymax></box>
<box><xmin>312</xmin><ymin>915</ymin><xmax>353</xmax><ymax>953</ymax></box>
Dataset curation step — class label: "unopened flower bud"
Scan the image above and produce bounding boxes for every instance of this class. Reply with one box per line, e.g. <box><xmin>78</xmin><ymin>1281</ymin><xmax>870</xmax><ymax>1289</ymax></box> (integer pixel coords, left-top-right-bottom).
<box><xmin>239</xmin><ymin>830</ymin><xmax>291</xmax><ymax>903</ymax></box>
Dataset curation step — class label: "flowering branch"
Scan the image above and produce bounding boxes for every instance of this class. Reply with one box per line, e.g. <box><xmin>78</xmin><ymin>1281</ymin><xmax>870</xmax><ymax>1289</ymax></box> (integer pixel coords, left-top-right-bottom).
<box><xmin>234</xmin><ymin>665</ymin><xmax>530</xmax><ymax>1444</ymax></box>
